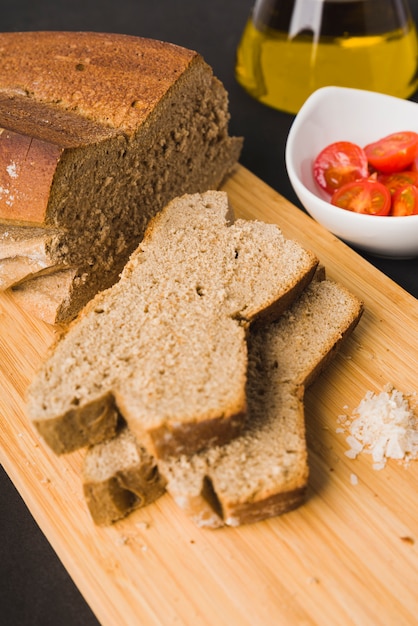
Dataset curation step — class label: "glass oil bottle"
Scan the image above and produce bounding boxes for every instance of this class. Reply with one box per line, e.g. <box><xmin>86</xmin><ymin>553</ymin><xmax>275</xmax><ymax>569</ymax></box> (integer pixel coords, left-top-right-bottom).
<box><xmin>235</xmin><ymin>0</ymin><xmax>418</xmax><ymax>113</ymax></box>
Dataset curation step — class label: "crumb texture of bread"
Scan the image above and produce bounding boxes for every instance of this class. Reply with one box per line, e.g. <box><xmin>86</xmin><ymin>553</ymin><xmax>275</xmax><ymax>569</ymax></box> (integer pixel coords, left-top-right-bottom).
<box><xmin>82</xmin><ymin>425</ymin><xmax>166</xmax><ymax>526</ymax></box>
<box><xmin>26</xmin><ymin>190</ymin><xmax>318</xmax><ymax>460</ymax></box>
<box><xmin>159</xmin><ymin>279</ymin><xmax>363</xmax><ymax>528</ymax></box>
<box><xmin>0</xmin><ymin>31</ymin><xmax>242</xmax><ymax>323</ymax></box>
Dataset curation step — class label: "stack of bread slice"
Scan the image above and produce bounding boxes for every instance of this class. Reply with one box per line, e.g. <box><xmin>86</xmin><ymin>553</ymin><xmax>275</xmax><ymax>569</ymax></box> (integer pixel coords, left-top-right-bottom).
<box><xmin>26</xmin><ymin>191</ymin><xmax>363</xmax><ymax>528</ymax></box>
<box><xmin>0</xmin><ymin>31</ymin><xmax>242</xmax><ymax>323</ymax></box>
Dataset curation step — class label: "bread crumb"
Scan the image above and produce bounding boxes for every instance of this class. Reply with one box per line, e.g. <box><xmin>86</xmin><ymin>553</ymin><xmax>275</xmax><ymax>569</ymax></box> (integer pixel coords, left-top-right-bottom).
<box><xmin>400</xmin><ymin>536</ymin><xmax>414</xmax><ymax>545</ymax></box>
<box><xmin>337</xmin><ymin>385</ymin><xmax>418</xmax><ymax>469</ymax></box>
<box><xmin>115</xmin><ymin>535</ymin><xmax>129</xmax><ymax>546</ymax></box>
<box><xmin>350</xmin><ymin>473</ymin><xmax>358</xmax><ymax>485</ymax></box>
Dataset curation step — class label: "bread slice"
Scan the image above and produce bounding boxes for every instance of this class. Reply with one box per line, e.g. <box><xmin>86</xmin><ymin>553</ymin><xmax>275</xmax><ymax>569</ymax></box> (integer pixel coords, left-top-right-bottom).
<box><xmin>26</xmin><ymin>190</ymin><xmax>318</xmax><ymax>459</ymax></box>
<box><xmin>0</xmin><ymin>31</ymin><xmax>242</xmax><ymax>323</ymax></box>
<box><xmin>159</xmin><ymin>278</ymin><xmax>363</xmax><ymax>528</ymax></box>
<box><xmin>82</xmin><ymin>424</ymin><xmax>166</xmax><ymax>526</ymax></box>
<box><xmin>0</xmin><ymin>225</ymin><xmax>63</xmax><ymax>289</ymax></box>
<box><xmin>10</xmin><ymin>269</ymin><xmax>77</xmax><ymax>324</ymax></box>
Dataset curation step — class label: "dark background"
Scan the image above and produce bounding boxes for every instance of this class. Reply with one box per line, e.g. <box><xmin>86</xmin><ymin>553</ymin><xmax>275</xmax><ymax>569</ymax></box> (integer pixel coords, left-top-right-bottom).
<box><xmin>1</xmin><ymin>1</ymin><xmax>418</xmax><ymax>624</ymax></box>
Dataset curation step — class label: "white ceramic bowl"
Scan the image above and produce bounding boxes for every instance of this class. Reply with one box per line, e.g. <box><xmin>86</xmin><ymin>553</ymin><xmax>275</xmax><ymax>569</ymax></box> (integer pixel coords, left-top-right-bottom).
<box><xmin>285</xmin><ymin>86</ymin><xmax>418</xmax><ymax>258</ymax></box>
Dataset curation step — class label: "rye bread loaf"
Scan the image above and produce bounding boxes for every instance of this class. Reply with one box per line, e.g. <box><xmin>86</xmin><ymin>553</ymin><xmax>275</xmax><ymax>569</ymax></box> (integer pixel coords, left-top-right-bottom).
<box><xmin>159</xmin><ymin>278</ymin><xmax>363</xmax><ymax>528</ymax></box>
<box><xmin>83</xmin><ymin>424</ymin><xmax>166</xmax><ymax>526</ymax></box>
<box><xmin>0</xmin><ymin>31</ymin><xmax>242</xmax><ymax>323</ymax></box>
<box><xmin>26</xmin><ymin>190</ymin><xmax>318</xmax><ymax>460</ymax></box>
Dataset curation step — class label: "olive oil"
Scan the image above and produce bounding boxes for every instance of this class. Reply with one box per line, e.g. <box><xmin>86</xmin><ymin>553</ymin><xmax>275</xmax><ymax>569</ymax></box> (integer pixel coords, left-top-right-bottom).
<box><xmin>235</xmin><ymin>0</ymin><xmax>418</xmax><ymax>114</ymax></box>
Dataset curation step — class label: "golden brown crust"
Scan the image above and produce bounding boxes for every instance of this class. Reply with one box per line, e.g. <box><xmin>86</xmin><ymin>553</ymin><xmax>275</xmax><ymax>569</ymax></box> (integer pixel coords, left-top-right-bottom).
<box><xmin>223</xmin><ymin>485</ymin><xmax>308</xmax><ymax>527</ymax></box>
<box><xmin>0</xmin><ymin>129</ymin><xmax>63</xmax><ymax>223</ymax></box>
<box><xmin>249</xmin><ymin>261</ymin><xmax>318</xmax><ymax>328</ymax></box>
<box><xmin>0</xmin><ymin>31</ymin><xmax>198</xmax><ymax>134</ymax></box>
<box><xmin>147</xmin><ymin>407</ymin><xmax>248</xmax><ymax>459</ymax></box>
<box><xmin>0</xmin><ymin>93</ymin><xmax>117</xmax><ymax>147</ymax></box>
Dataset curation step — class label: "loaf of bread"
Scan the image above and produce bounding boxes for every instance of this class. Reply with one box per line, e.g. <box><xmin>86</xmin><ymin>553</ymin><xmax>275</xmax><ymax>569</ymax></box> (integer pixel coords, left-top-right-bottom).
<box><xmin>26</xmin><ymin>190</ymin><xmax>318</xmax><ymax>460</ymax></box>
<box><xmin>0</xmin><ymin>31</ymin><xmax>242</xmax><ymax>323</ymax></box>
<box><xmin>83</xmin><ymin>424</ymin><xmax>166</xmax><ymax>526</ymax></box>
<box><xmin>159</xmin><ymin>278</ymin><xmax>363</xmax><ymax>528</ymax></box>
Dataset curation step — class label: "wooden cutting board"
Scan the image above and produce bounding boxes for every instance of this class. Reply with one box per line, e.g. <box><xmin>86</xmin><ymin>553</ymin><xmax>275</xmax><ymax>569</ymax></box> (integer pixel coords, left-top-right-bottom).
<box><xmin>1</xmin><ymin>165</ymin><xmax>418</xmax><ymax>626</ymax></box>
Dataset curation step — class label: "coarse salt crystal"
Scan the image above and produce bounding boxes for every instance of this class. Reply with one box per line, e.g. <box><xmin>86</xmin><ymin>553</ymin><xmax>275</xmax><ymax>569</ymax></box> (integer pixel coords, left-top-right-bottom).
<box><xmin>6</xmin><ymin>162</ymin><xmax>18</xmax><ymax>178</ymax></box>
<box><xmin>350</xmin><ymin>473</ymin><xmax>358</xmax><ymax>485</ymax></box>
<box><xmin>338</xmin><ymin>386</ymin><xmax>418</xmax><ymax>469</ymax></box>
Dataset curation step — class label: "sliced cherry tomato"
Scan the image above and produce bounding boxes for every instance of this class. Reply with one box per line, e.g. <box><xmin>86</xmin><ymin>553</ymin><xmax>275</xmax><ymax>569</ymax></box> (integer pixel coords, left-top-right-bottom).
<box><xmin>331</xmin><ymin>180</ymin><xmax>391</xmax><ymax>216</ymax></box>
<box><xmin>378</xmin><ymin>170</ymin><xmax>418</xmax><ymax>195</ymax></box>
<box><xmin>313</xmin><ymin>141</ymin><xmax>369</xmax><ymax>195</ymax></box>
<box><xmin>391</xmin><ymin>184</ymin><xmax>418</xmax><ymax>216</ymax></box>
<box><xmin>364</xmin><ymin>131</ymin><xmax>418</xmax><ymax>174</ymax></box>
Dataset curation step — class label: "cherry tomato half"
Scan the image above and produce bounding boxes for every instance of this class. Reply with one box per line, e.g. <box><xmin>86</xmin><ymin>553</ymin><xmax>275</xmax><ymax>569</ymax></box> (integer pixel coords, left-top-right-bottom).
<box><xmin>313</xmin><ymin>141</ymin><xmax>369</xmax><ymax>195</ymax></box>
<box><xmin>378</xmin><ymin>170</ymin><xmax>418</xmax><ymax>195</ymax></box>
<box><xmin>391</xmin><ymin>184</ymin><xmax>418</xmax><ymax>216</ymax></box>
<box><xmin>364</xmin><ymin>131</ymin><xmax>418</xmax><ymax>174</ymax></box>
<box><xmin>331</xmin><ymin>180</ymin><xmax>391</xmax><ymax>216</ymax></box>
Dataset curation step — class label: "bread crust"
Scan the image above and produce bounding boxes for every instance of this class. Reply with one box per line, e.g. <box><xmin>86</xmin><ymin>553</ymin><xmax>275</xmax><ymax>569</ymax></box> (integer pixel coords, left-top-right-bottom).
<box><xmin>126</xmin><ymin>404</ymin><xmax>248</xmax><ymax>460</ymax></box>
<box><xmin>33</xmin><ymin>391</ymin><xmax>120</xmax><ymax>455</ymax></box>
<box><xmin>82</xmin><ymin>425</ymin><xmax>166</xmax><ymax>525</ymax></box>
<box><xmin>0</xmin><ymin>129</ymin><xmax>63</xmax><ymax>224</ymax></box>
<box><xmin>0</xmin><ymin>31</ymin><xmax>197</xmax><ymax>134</ymax></box>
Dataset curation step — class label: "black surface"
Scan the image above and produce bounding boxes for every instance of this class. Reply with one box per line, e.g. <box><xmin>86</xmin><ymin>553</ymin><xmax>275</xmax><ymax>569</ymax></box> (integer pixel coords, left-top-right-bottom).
<box><xmin>1</xmin><ymin>2</ymin><xmax>418</xmax><ymax>624</ymax></box>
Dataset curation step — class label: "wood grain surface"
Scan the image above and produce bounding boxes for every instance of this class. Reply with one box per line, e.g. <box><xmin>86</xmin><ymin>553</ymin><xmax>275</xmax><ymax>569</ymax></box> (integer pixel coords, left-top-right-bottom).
<box><xmin>1</xmin><ymin>165</ymin><xmax>418</xmax><ymax>626</ymax></box>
